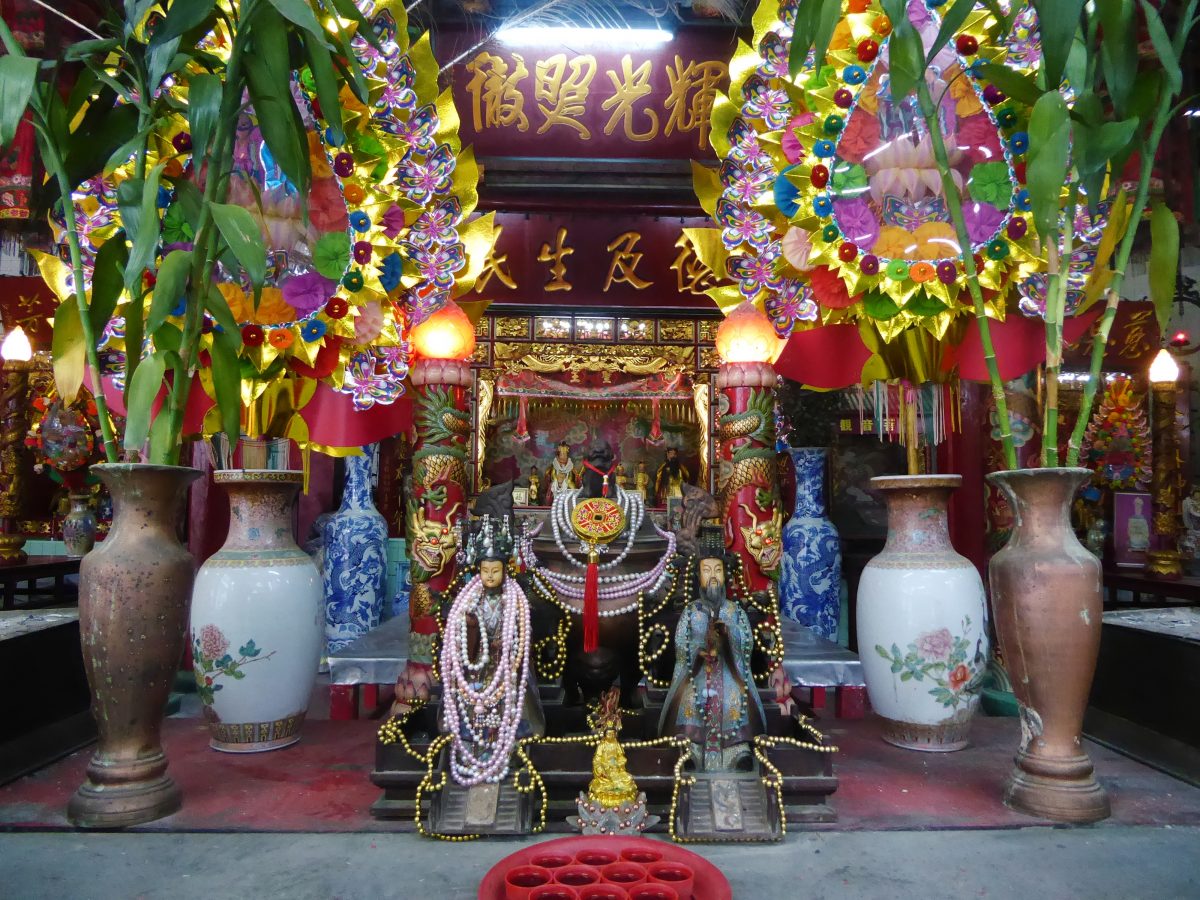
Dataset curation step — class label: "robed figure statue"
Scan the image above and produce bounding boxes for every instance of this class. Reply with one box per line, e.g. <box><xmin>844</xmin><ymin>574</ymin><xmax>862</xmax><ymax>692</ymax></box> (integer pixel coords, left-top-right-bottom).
<box><xmin>660</xmin><ymin>526</ymin><xmax>764</xmax><ymax>771</ymax></box>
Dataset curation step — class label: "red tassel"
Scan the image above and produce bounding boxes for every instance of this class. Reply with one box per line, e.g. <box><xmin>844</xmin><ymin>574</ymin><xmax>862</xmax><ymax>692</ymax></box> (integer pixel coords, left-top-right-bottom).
<box><xmin>583</xmin><ymin>559</ymin><xmax>600</xmax><ymax>653</ymax></box>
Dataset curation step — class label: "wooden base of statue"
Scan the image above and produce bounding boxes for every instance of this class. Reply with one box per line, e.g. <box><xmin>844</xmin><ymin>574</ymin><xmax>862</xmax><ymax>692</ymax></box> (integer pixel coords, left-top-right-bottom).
<box><xmin>427</xmin><ymin>760</ymin><xmax>535</xmax><ymax>836</ymax></box>
<box><xmin>371</xmin><ymin>686</ymin><xmax>837</xmax><ymax>832</ymax></box>
<box><xmin>674</xmin><ymin>772</ymin><xmax>782</xmax><ymax>842</ymax></box>
<box><xmin>569</xmin><ymin>791</ymin><xmax>659</xmax><ymax>835</ymax></box>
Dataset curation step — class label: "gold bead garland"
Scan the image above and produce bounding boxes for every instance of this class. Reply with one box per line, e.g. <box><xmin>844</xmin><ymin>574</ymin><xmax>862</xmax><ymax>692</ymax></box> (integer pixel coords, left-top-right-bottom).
<box><xmin>534</xmin><ymin>613</ymin><xmax>570</xmax><ymax>681</ymax></box>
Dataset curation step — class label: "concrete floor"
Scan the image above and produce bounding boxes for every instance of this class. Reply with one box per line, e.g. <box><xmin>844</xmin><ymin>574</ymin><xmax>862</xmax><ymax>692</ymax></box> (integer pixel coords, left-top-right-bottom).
<box><xmin>2</xmin><ymin>826</ymin><xmax>1198</xmax><ymax>900</ymax></box>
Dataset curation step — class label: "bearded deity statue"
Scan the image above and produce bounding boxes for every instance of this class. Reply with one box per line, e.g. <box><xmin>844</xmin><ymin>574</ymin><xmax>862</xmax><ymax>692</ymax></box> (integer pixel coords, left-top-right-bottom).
<box><xmin>660</xmin><ymin>525</ymin><xmax>764</xmax><ymax>772</ymax></box>
<box><xmin>655</xmin><ymin>447</ymin><xmax>691</xmax><ymax>506</ymax></box>
<box><xmin>439</xmin><ymin>516</ymin><xmax>544</xmax><ymax>786</ymax></box>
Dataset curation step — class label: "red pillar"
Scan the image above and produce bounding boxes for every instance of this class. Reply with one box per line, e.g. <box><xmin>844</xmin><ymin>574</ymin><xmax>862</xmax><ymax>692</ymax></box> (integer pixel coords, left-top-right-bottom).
<box><xmin>393</xmin><ymin>357</ymin><xmax>471</xmax><ymax>710</ymax></box>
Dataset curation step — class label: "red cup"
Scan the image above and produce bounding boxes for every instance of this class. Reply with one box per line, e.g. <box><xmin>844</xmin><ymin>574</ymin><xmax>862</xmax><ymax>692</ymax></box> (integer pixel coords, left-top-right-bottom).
<box><xmin>574</xmin><ymin>849</ymin><xmax>618</xmax><ymax>867</ymax></box>
<box><xmin>647</xmin><ymin>862</ymin><xmax>693</xmax><ymax>900</ymax></box>
<box><xmin>531</xmin><ymin>853</ymin><xmax>574</xmax><ymax>870</ymax></box>
<box><xmin>619</xmin><ymin>848</ymin><xmax>664</xmax><ymax>866</ymax></box>
<box><xmin>579</xmin><ymin>886</ymin><xmax>629</xmax><ymax>900</ymax></box>
<box><xmin>555</xmin><ymin>866</ymin><xmax>602</xmax><ymax>888</ymax></box>
<box><xmin>530</xmin><ymin>886</ymin><xmax>579</xmax><ymax>900</ymax></box>
<box><xmin>506</xmin><ymin>865</ymin><xmax>552</xmax><ymax>899</ymax></box>
<box><xmin>601</xmin><ymin>862</ymin><xmax>647</xmax><ymax>886</ymax></box>
<box><xmin>628</xmin><ymin>886</ymin><xmax>679</xmax><ymax>900</ymax></box>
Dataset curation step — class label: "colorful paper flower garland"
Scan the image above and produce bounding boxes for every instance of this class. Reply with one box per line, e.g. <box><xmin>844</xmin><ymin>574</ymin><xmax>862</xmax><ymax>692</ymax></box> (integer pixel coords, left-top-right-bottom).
<box><xmin>692</xmin><ymin>0</ymin><xmax>1099</xmax><ymax>343</ymax></box>
<box><xmin>58</xmin><ymin>0</ymin><xmax>494</xmax><ymax>418</ymax></box>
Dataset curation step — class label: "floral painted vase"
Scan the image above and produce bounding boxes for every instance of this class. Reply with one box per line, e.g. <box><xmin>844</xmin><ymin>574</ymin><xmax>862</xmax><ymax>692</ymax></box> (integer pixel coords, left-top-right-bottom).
<box><xmin>190</xmin><ymin>471</ymin><xmax>323</xmax><ymax>753</ymax></box>
<box><xmin>62</xmin><ymin>492</ymin><xmax>97</xmax><ymax>557</ymax></box>
<box><xmin>323</xmin><ymin>444</ymin><xmax>388</xmax><ymax>654</ymax></box>
<box><xmin>779</xmin><ymin>447</ymin><xmax>842</xmax><ymax>638</ymax></box>
<box><xmin>857</xmin><ymin>475</ymin><xmax>988</xmax><ymax>751</ymax></box>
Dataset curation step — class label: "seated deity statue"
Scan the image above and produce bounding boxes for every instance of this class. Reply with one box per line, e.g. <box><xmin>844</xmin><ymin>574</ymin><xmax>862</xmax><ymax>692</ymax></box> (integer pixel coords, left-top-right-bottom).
<box><xmin>439</xmin><ymin>517</ymin><xmax>544</xmax><ymax>785</ymax></box>
<box><xmin>660</xmin><ymin>525</ymin><xmax>764</xmax><ymax>772</ymax></box>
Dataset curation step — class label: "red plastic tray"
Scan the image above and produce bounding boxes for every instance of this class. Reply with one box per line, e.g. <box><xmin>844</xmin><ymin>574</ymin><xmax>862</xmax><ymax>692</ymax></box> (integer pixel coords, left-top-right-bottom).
<box><xmin>478</xmin><ymin>835</ymin><xmax>731</xmax><ymax>900</ymax></box>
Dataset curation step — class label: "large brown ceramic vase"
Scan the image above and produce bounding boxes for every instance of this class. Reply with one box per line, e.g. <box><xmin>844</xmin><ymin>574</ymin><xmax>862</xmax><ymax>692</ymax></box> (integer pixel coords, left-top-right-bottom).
<box><xmin>68</xmin><ymin>463</ymin><xmax>201</xmax><ymax>828</ymax></box>
<box><xmin>987</xmin><ymin>468</ymin><xmax>1110</xmax><ymax>823</ymax></box>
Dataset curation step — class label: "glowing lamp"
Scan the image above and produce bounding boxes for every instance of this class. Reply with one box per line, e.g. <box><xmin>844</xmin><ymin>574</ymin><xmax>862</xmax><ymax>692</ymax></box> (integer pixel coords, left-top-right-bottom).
<box><xmin>409</xmin><ymin>300</ymin><xmax>476</xmax><ymax>361</ymax></box>
<box><xmin>1149</xmin><ymin>348</ymin><xmax>1180</xmax><ymax>384</ymax></box>
<box><xmin>1170</xmin><ymin>330</ymin><xmax>1190</xmax><ymax>347</ymax></box>
<box><xmin>715</xmin><ymin>301</ymin><xmax>783</xmax><ymax>364</ymax></box>
<box><xmin>0</xmin><ymin>326</ymin><xmax>32</xmax><ymax>362</ymax></box>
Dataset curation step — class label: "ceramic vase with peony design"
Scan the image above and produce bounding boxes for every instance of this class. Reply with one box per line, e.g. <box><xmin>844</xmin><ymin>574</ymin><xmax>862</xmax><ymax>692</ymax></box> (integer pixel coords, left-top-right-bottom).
<box><xmin>189</xmin><ymin>471</ymin><xmax>323</xmax><ymax>752</ymax></box>
<box><xmin>857</xmin><ymin>475</ymin><xmax>988</xmax><ymax>751</ymax></box>
<box><xmin>779</xmin><ymin>447</ymin><xmax>842</xmax><ymax>638</ymax></box>
<box><xmin>323</xmin><ymin>443</ymin><xmax>388</xmax><ymax>653</ymax></box>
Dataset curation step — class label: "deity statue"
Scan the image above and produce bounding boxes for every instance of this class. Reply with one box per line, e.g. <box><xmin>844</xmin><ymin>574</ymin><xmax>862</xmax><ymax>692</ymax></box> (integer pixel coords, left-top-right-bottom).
<box><xmin>660</xmin><ymin>526</ymin><xmax>764</xmax><ymax>771</ymax></box>
<box><xmin>527</xmin><ymin>466</ymin><xmax>541</xmax><ymax>505</ymax></box>
<box><xmin>635</xmin><ymin>460</ymin><xmax>650</xmax><ymax>498</ymax></box>
<box><xmin>440</xmin><ymin>517</ymin><xmax>544</xmax><ymax>786</ymax></box>
<box><xmin>1127</xmin><ymin>495</ymin><xmax>1150</xmax><ymax>552</ymax></box>
<box><xmin>655</xmin><ymin>447</ymin><xmax>691</xmax><ymax>507</ymax></box>
<box><xmin>676</xmin><ymin>484</ymin><xmax>721</xmax><ymax>557</ymax></box>
<box><xmin>615</xmin><ymin>463</ymin><xmax>628</xmax><ymax>491</ymax></box>
<box><xmin>1182</xmin><ymin>489</ymin><xmax>1200</xmax><ymax>559</ymax></box>
<box><xmin>586</xmin><ymin>689</ymin><xmax>638</xmax><ymax>809</ymax></box>
<box><xmin>579</xmin><ymin>441</ymin><xmax>618</xmax><ymax>499</ymax></box>
<box><xmin>548</xmin><ymin>441</ymin><xmax>577</xmax><ymax>501</ymax></box>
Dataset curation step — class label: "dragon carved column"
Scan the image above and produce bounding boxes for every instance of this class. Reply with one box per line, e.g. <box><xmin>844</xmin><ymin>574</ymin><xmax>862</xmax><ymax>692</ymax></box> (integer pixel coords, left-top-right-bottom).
<box><xmin>392</xmin><ymin>357</ymin><xmax>472</xmax><ymax>711</ymax></box>
<box><xmin>0</xmin><ymin>356</ymin><xmax>34</xmax><ymax>564</ymax></box>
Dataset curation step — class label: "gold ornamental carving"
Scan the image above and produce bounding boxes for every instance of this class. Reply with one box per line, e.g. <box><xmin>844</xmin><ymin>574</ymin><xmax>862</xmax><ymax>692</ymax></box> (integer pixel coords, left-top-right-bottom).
<box><xmin>657</xmin><ymin>320</ymin><xmax>695</xmax><ymax>342</ymax></box>
<box><xmin>475</xmin><ymin>376</ymin><xmax>495</xmax><ymax>489</ymax></box>
<box><xmin>492</xmin><ymin>342</ymin><xmax>695</xmax><ymax>383</ymax></box>
<box><xmin>495</xmin><ymin>316</ymin><xmax>531</xmax><ymax>338</ymax></box>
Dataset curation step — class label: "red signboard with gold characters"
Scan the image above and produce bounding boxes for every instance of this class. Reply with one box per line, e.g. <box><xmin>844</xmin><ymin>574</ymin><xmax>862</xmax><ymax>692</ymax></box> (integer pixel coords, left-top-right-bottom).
<box><xmin>436</xmin><ymin>27</ymin><xmax>733</xmax><ymax>160</ymax></box>
<box><xmin>474</xmin><ymin>212</ymin><xmax>718</xmax><ymax>309</ymax></box>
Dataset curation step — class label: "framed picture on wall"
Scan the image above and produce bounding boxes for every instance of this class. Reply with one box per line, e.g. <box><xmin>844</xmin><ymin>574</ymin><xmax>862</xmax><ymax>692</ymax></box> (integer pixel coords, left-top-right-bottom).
<box><xmin>512</xmin><ymin>487</ymin><xmax>530</xmax><ymax>507</ymax></box>
<box><xmin>1112</xmin><ymin>491</ymin><xmax>1153</xmax><ymax>568</ymax></box>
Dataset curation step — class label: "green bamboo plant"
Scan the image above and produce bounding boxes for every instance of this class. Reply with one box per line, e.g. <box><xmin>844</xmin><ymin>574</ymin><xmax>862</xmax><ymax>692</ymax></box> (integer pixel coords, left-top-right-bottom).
<box><xmin>789</xmin><ymin>0</ymin><xmax>1196</xmax><ymax>471</ymax></box>
<box><xmin>0</xmin><ymin>0</ymin><xmax>376</xmax><ymax>467</ymax></box>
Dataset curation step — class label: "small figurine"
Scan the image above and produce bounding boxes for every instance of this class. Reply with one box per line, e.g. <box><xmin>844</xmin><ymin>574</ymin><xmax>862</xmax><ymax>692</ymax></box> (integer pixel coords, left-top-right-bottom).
<box><xmin>527</xmin><ymin>466</ymin><xmax>541</xmax><ymax>505</ymax></box>
<box><xmin>654</xmin><ymin>447</ymin><xmax>691</xmax><ymax>507</ymax></box>
<box><xmin>614</xmin><ymin>463</ymin><xmax>628</xmax><ymax>491</ymax></box>
<box><xmin>570</xmin><ymin>688</ymin><xmax>659</xmax><ymax>835</ymax></box>
<box><xmin>548</xmin><ymin>441</ymin><xmax>576</xmax><ymax>501</ymax></box>
<box><xmin>660</xmin><ymin>525</ymin><xmax>764</xmax><ymax>772</ymax></box>
<box><xmin>634</xmin><ymin>460</ymin><xmax>650</xmax><ymax>498</ymax></box>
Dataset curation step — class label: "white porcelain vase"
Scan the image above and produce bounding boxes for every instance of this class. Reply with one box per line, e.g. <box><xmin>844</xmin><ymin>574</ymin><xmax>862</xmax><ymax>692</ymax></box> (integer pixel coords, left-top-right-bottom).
<box><xmin>190</xmin><ymin>470</ymin><xmax>323</xmax><ymax>753</ymax></box>
<box><xmin>857</xmin><ymin>475</ymin><xmax>988</xmax><ymax>751</ymax></box>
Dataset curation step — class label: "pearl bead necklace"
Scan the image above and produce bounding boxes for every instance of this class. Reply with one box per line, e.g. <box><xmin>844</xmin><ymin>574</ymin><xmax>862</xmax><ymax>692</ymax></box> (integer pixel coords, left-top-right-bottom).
<box><xmin>549</xmin><ymin>486</ymin><xmax>643</xmax><ymax>571</ymax></box>
<box><xmin>439</xmin><ymin>576</ymin><xmax>531</xmax><ymax>785</ymax></box>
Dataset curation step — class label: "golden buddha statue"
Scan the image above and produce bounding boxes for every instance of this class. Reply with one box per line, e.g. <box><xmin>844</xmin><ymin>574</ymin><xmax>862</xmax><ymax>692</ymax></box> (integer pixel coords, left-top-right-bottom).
<box><xmin>588</xmin><ymin>729</ymin><xmax>638</xmax><ymax>809</ymax></box>
<box><xmin>585</xmin><ymin>688</ymin><xmax>638</xmax><ymax>809</ymax></box>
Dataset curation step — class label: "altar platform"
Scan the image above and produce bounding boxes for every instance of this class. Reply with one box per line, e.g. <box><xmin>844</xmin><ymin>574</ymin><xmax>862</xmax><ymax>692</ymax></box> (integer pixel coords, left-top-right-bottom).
<box><xmin>4</xmin><ymin>714</ymin><xmax>1200</xmax><ymax>834</ymax></box>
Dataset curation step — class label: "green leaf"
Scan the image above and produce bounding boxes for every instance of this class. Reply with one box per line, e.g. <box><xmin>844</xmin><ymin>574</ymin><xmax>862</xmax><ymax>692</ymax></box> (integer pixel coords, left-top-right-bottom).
<box><xmin>210</xmin><ymin>328</ymin><xmax>245</xmax><ymax>449</ymax></box>
<box><xmin>146</xmin><ymin>34</ymin><xmax>182</xmax><ymax>91</ymax></box>
<box><xmin>150</xmin><ymin>0</ymin><xmax>217</xmax><ymax>48</ymax></box>
<box><xmin>976</xmin><ymin>63</ymin><xmax>1044</xmax><ymax>107</ymax></box>
<box><xmin>204</xmin><ymin>283</ymin><xmax>242</xmax><ymax>335</ymax></box>
<box><xmin>210</xmin><ymin>202</ymin><xmax>267</xmax><ymax>292</ymax></box>
<box><xmin>123</xmin><ymin>350</ymin><xmax>166</xmax><ymax>456</ymax></box>
<box><xmin>89</xmin><ymin>232</ymin><xmax>129</xmax><ymax>337</ymax></box>
<box><xmin>788</xmin><ymin>0</ymin><xmax>818</xmax><ymax>79</ymax></box>
<box><xmin>63</xmin><ymin>38</ymin><xmax>120</xmax><ymax>62</ymax></box>
<box><xmin>187</xmin><ymin>73</ymin><xmax>222</xmax><ymax>165</ymax></box>
<box><xmin>153</xmin><ymin>323</ymin><xmax>183</xmax><ymax>354</ymax></box>
<box><xmin>1031</xmin><ymin>0</ymin><xmax>1086</xmax><ymax>90</ymax></box>
<box><xmin>244</xmin><ymin>10</ymin><xmax>311</xmax><ymax>196</ymax></box>
<box><xmin>1099</xmin><ymin>0</ymin><xmax>1137</xmax><ymax>116</ymax></box>
<box><xmin>265</xmin><ymin>0</ymin><xmax>328</xmax><ymax>42</ymax></box>
<box><xmin>302</xmin><ymin>32</ymin><xmax>344</xmax><ymax>144</ymax></box>
<box><xmin>104</xmin><ymin>115</ymin><xmax>167</xmax><ymax>176</ymax></box>
<box><xmin>1139</xmin><ymin>0</ymin><xmax>1181</xmax><ymax>96</ymax></box>
<box><xmin>63</xmin><ymin>102</ymin><xmax>141</xmax><ymax>195</ymax></box>
<box><xmin>1149</xmin><ymin>201</ymin><xmax>1180</xmax><ymax>332</ymax></box>
<box><xmin>124</xmin><ymin>160</ymin><xmax>168</xmax><ymax>296</ymax></box>
<box><xmin>927</xmin><ymin>0</ymin><xmax>976</xmax><ymax>65</ymax></box>
<box><xmin>880</xmin><ymin>0</ymin><xmax>926</xmax><ymax>103</ymax></box>
<box><xmin>1026</xmin><ymin>91</ymin><xmax>1072</xmax><ymax>245</ymax></box>
<box><xmin>51</xmin><ymin>298</ymin><xmax>85</xmax><ymax>405</ymax></box>
<box><xmin>146</xmin><ymin>249</ymin><xmax>193</xmax><ymax>336</ymax></box>
<box><xmin>0</xmin><ymin>55</ymin><xmax>39</xmax><ymax>148</ymax></box>
<box><xmin>810</xmin><ymin>0</ymin><xmax>842</xmax><ymax>82</ymax></box>
<box><xmin>1075</xmin><ymin>117</ymin><xmax>1138</xmax><ymax>208</ymax></box>
<box><xmin>328</xmin><ymin>0</ymin><xmax>381</xmax><ymax>49</ymax></box>
<box><xmin>122</xmin><ymin>296</ymin><xmax>145</xmax><ymax>407</ymax></box>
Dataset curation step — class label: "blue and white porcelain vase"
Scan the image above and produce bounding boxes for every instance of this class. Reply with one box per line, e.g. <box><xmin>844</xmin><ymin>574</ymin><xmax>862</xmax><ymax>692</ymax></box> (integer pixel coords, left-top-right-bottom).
<box><xmin>779</xmin><ymin>447</ymin><xmax>842</xmax><ymax>639</ymax></box>
<box><xmin>323</xmin><ymin>444</ymin><xmax>389</xmax><ymax>654</ymax></box>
